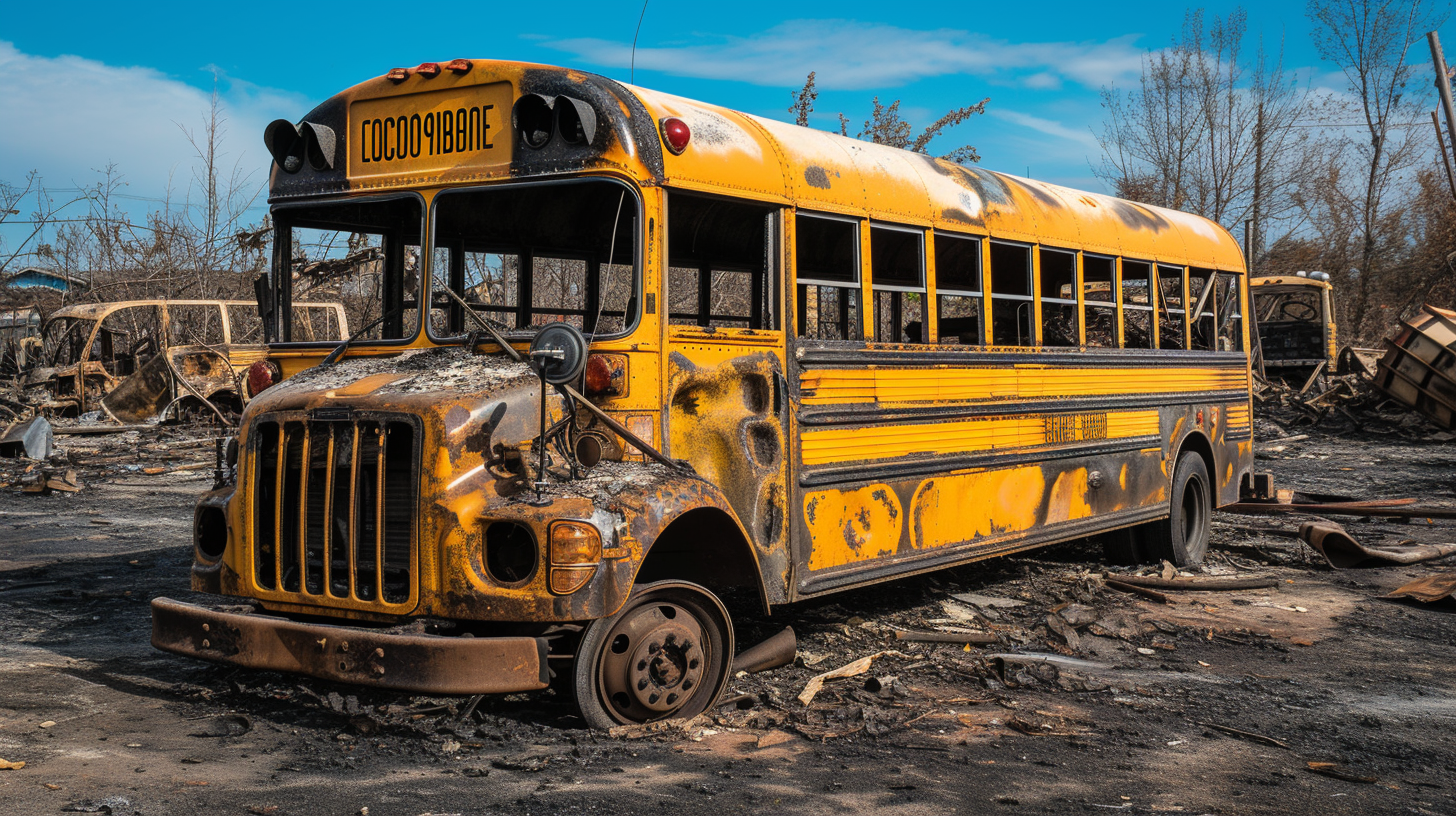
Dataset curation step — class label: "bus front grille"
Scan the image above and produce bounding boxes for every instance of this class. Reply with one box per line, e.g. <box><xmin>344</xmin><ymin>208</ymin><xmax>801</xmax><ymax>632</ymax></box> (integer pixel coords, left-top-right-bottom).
<box><xmin>251</xmin><ymin>415</ymin><xmax>418</xmax><ymax>607</ymax></box>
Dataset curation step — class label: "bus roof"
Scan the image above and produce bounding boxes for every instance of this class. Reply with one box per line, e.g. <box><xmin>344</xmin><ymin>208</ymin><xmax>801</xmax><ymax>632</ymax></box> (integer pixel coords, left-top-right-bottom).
<box><xmin>270</xmin><ymin>60</ymin><xmax>1245</xmax><ymax>272</ymax></box>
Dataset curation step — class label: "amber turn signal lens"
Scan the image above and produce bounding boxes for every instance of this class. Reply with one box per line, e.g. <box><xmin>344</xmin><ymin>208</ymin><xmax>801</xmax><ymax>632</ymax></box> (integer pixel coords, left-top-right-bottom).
<box><xmin>550</xmin><ymin>566</ymin><xmax>595</xmax><ymax>595</ymax></box>
<box><xmin>549</xmin><ymin>521</ymin><xmax>601</xmax><ymax>566</ymax></box>
<box><xmin>584</xmin><ymin>354</ymin><xmax>627</xmax><ymax>397</ymax></box>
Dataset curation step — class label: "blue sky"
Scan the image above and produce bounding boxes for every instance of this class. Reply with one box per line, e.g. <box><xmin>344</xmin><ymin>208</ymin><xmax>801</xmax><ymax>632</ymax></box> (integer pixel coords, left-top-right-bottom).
<box><xmin>0</xmin><ymin>0</ymin><xmax>1449</xmax><ymax>249</ymax></box>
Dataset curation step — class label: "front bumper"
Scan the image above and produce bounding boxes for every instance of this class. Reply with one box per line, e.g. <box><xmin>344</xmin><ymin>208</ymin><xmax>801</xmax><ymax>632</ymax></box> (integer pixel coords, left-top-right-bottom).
<box><xmin>150</xmin><ymin>597</ymin><xmax>549</xmax><ymax>695</ymax></box>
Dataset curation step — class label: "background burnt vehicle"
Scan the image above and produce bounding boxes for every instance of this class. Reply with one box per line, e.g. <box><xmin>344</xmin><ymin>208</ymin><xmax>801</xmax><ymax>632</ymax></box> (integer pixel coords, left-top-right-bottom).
<box><xmin>1251</xmin><ymin>273</ymin><xmax>1337</xmax><ymax>382</ymax></box>
<box><xmin>25</xmin><ymin>300</ymin><xmax>347</xmax><ymax>421</ymax></box>
<box><xmin>152</xmin><ymin>60</ymin><xmax>1255</xmax><ymax>729</ymax></box>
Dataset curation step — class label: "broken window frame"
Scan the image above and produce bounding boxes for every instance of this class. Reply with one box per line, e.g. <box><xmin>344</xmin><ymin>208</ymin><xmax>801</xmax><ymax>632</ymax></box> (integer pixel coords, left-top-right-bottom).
<box><xmin>666</xmin><ymin>191</ymin><xmax>780</xmax><ymax>331</ymax></box>
<box><xmin>932</xmin><ymin>232</ymin><xmax>984</xmax><ymax>346</ymax></box>
<box><xmin>1120</xmin><ymin>259</ymin><xmax>1156</xmax><ymax>349</ymax></box>
<box><xmin>989</xmin><ymin>240</ymin><xmax>1034</xmax><ymax>347</ymax></box>
<box><xmin>1038</xmin><ymin>247</ymin><xmax>1079</xmax><ymax>348</ymax></box>
<box><xmin>868</xmin><ymin>222</ymin><xmax>927</xmax><ymax>344</ymax></box>
<box><xmin>1188</xmin><ymin>267</ymin><xmax>1217</xmax><ymax>351</ymax></box>
<box><xmin>794</xmin><ymin>211</ymin><xmax>863</xmax><ymax>342</ymax></box>
<box><xmin>427</xmin><ymin>179</ymin><xmax>642</xmax><ymax>341</ymax></box>
<box><xmin>1216</xmin><ymin>271</ymin><xmax>1245</xmax><ymax>353</ymax></box>
<box><xmin>270</xmin><ymin>192</ymin><xmax>425</xmax><ymax>347</ymax></box>
<box><xmin>1156</xmin><ymin>264</ymin><xmax>1187</xmax><ymax>350</ymax></box>
<box><xmin>1081</xmin><ymin>253</ymin><xmax>1119</xmax><ymax>348</ymax></box>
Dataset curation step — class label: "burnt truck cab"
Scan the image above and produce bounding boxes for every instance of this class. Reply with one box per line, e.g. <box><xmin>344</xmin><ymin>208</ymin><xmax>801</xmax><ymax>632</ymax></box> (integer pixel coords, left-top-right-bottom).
<box><xmin>1251</xmin><ymin>273</ymin><xmax>1337</xmax><ymax>381</ymax></box>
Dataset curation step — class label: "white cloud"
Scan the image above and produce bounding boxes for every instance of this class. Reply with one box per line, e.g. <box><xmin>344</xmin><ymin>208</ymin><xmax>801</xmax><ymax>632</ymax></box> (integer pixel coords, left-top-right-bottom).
<box><xmin>549</xmin><ymin>20</ymin><xmax>1146</xmax><ymax>91</ymax></box>
<box><xmin>991</xmin><ymin>109</ymin><xmax>1102</xmax><ymax>153</ymax></box>
<box><xmin>0</xmin><ymin>41</ymin><xmax>308</xmax><ymax>215</ymax></box>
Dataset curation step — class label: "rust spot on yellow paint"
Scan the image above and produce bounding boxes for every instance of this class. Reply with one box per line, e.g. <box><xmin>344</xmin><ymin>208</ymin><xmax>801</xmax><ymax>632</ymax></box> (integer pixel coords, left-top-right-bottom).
<box><xmin>909</xmin><ymin>466</ymin><xmax>1044</xmax><ymax>551</ymax></box>
<box><xmin>804</xmin><ymin>484</ymin><xmax>903</xmax><ymax>570</ymax></box>
<box><xmin>1046</xmin><ymin>468</ymin><xmax>1093</xmax><ymax>524</ymax></box>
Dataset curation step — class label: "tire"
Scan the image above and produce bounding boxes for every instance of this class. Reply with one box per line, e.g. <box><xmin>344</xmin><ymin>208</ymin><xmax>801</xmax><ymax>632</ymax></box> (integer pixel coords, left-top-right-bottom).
<box><xmin>1141</xmin><ymin>451</ymin><xmax>1212</xmax><ymax>567</ymax></box>
<box><xmin>572</xmin><ymin>580</ymin><xmax>734</xmax><ymax>730</ymax></box>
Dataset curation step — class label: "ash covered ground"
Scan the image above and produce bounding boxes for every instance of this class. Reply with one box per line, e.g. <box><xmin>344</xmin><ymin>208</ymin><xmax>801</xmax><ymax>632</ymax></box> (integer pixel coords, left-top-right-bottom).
<box><xmin>1</xmin><ymin>418</ymin><xmax>1454</xmax><ymax>815</ymax></box>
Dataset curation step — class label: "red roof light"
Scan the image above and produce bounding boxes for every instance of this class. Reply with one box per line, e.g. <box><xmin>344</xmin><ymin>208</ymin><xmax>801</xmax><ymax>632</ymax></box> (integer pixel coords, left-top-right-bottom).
<box><xmin>385</xmin><ymin>67</ymin><xmax>409</xmax><ymax>83</ymax></box>
<box><xmin>660</xmin><ymin>117</ymin><xmax>691</xmax><ymax>155</ymax></box>
<box><xmin>415</xmin><ymin>62</ymin><xmax>441</xmax><ymax>78</ymax></box>
<box><xmin>446</xmin><ymin>59</ymin><xmax>473</xmax><ymax>74</ymax></box>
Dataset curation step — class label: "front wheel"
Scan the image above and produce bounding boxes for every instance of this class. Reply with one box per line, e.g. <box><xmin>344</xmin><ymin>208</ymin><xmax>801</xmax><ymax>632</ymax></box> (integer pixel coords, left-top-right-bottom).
<box><xmin>572</xmin><ymin>580</ymin><xmax>734</xmax><ymax>730</ymax></box>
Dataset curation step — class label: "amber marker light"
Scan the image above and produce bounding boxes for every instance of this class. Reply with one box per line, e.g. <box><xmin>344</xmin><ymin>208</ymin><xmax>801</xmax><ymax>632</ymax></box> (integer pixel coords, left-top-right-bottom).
<box><xmin>660</xmin><ymin>117</ymin><xmax>691</xmax><ymax>155</ymax></box>
<box><xmin>549</xmin><ymin>521</ymin><xmax>601</xmax><ymax>594</ymax></box>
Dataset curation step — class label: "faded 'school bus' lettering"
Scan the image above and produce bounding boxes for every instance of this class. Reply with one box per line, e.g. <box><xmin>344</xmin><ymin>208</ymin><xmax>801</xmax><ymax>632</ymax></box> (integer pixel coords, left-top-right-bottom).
<box><xmin>359</xmin><ymin>104</ymin><xmax>494</xmax><ymax>163</ymax></box>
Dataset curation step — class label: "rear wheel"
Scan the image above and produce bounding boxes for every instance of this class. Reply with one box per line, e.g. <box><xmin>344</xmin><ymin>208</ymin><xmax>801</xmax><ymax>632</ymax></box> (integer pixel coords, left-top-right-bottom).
<box><xmin>1100</xmin><ymin>451</ymin><xmax>1212</xmax><ymax>567</ymax></box>
<box><xmin>1143</xmin><ymin>452</ymin><xmax>1212</xmax><ymax>567</ymax></box>
<box><xmin>572</xmin><ymin>580</ymin><xmax>733</xmax><ymax>730</ymax></box>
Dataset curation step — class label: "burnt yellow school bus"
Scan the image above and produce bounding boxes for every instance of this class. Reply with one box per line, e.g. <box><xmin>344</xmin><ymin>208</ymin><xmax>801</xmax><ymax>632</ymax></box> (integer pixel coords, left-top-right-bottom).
<box><xmin>151</xmin><ymin>59</ymin><xmax>1255</xmax><ymax>728</ymax></box>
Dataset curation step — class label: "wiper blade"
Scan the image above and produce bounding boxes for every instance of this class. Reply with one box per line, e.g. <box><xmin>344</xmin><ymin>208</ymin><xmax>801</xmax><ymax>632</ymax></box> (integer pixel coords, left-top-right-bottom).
<box><xmin>320</xmin><ymin>308</ymin><xmax>399</xmax><ymax>367</ymax></box>
<box><xmin>430</xmin><ymin>273</ymin><xmax>524</xmax><ymax>363</ymax></box>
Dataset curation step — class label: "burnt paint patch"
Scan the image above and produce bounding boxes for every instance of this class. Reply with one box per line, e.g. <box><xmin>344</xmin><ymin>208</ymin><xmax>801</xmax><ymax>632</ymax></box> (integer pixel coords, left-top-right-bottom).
<box><xmin>804</xmin><ymin>166</ymin><xmax>832</xmax><ymax>189</ymax></box>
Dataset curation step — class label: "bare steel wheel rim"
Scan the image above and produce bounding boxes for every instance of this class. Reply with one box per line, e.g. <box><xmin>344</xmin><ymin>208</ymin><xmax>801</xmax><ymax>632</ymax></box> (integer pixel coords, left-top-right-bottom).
<box><xmin>596</xmin><ymin>597</ymin><xmax>715</xmax><ymax>723</ymax></box>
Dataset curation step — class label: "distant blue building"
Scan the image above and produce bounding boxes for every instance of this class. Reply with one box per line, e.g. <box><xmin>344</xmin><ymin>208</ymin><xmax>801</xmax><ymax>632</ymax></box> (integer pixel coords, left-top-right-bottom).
<box><xmin>1</xmin><ymin>267</ymin><xmax>78</xmax><ymax>291</ymax></box>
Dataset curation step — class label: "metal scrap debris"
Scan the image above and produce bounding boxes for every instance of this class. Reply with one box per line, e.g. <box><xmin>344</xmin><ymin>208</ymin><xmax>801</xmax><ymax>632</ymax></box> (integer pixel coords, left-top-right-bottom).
<box><xmin>1299</xmin><ymin>521</ymin><xmax>1456</xmax><ymax>568</ymax></box>
<box><xmin>1382</xmin><ymin>572</ymin><xmax>1456</xmax><ymax>605</ymax></box>
<box><xmin>1373</xmin><ymin>304</ymin><xmax>1456</xmax><ymax>430</ymax></box>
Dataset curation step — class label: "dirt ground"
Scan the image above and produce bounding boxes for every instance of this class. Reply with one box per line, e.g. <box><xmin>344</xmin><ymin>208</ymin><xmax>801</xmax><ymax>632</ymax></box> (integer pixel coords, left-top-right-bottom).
<box><xmin>1</xmin><ymin>420</ymin><xmax>1455</xmax><ymax>816</ymax></box>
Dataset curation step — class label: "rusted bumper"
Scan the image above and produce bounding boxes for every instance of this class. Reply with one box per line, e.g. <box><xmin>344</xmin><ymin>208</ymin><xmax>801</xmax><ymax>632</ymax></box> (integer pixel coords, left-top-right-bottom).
<box><xmin>150</xmin><ymin>597</ymin><xmax>549</xmax><ymax>695</ymax></box>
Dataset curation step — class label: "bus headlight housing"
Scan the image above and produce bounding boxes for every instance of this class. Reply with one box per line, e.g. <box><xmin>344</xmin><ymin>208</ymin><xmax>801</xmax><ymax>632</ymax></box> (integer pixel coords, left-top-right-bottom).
<box><xmin>549</xmin><ymin>521</ymin><xmax>601</xmax><ymax>594</ymax></box>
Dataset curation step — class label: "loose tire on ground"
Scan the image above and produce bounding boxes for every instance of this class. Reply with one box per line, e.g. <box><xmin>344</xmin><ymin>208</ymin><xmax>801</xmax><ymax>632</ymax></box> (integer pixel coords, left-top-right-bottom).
<box><xmin>572</xmin><ymin>580</ymin><xmax>733</xmax><ymax>730</ymax></box>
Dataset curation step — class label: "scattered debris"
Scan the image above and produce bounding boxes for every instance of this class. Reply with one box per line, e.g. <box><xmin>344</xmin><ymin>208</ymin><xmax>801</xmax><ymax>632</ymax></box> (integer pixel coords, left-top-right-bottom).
<box><xmin>1382</xmin><ymin>573</ymin><xmax>1456</xmax><ymax>606</ymax></box>
<box><xmin>1373</xmin><ymin>304</ymin><xmax>1456</xmax><ymax>430</ymax></box>
<box><xmin>797</xmin><ymin>651</ymin><xmax>912</xmax><ymax>706</ymax></box>
<box><xmin>1194</xmin><ymin>721</ymin><xmax>1290</xmax><ymax>749</ymax></box>
<box><xmin>1299</xmin><ymin>521</ymin><xmax>1456</xmax><ymax>568</ymax></box>
<box><xmin>1104</xmin><ymin>574</ymin><xmax>1281</xmax><ymax>591</ymax></box>
<box><xmin>1306</xmin><ymin>761</ymin><xmax>1378</xmax><ymax>784</ymax></box>
<box><xmin>730</xmin><ymin>626</ymin><xmax>797</xmax><ymax>675</ymax></box>
<box><xmin>0</xmin><ymin>758</ymin><xmax>25</xmax><ymax>770</ymax></box>
<box><xmin>1103</xmin><ymin>578</ymin><xmax>1171</xmax><ymax>604</ymax></box>
<box><xmin>61</xmin><ymin>797</ymin><xmax>133</xmax><ymax>814</ymax></box>
<box><xmin>893</xmin><ymin>630</ymin><xmax>999</xmax><ymax>645</ymax></box>
<box><xmin>0</xmin><ymin>415</ymin><xmax>51</xmax><ymax>459</ymax></box>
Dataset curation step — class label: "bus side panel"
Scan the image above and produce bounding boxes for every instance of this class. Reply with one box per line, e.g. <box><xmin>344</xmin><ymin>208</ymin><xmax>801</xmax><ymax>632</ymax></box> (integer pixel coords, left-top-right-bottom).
<box><xmin>787</xmin><ymin>346</ymin><xmax>1253</xmax><ymax>597</ymax></box>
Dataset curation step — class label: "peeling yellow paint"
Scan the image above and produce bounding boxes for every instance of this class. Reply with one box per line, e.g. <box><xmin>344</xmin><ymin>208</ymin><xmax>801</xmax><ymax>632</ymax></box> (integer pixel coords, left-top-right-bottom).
<box><xmin>804</xmin><ymin>484</ymin><xmax>903</xmax><ymax>570</ymax></box>
<box><xmin>909</xmin><ymin>467</ymin><xmax>1044</xmax><ymax>551</ymax></box>
<box><xmin>1046</xmin><ymin>468</ymin><xmax>1093</xmax><ymax>524</ymax></box>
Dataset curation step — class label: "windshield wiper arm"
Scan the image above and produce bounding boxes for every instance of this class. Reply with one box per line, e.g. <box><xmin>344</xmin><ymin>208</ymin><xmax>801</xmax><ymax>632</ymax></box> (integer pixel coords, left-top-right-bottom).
<box><xmin>430</xmin><ymin>273</ymin><xmax>524</xmax><ymax>363</ymax></box>
<box><xmin>320</xmin><ymin>308</ymin><xmax>400</xmax><ymax>367</ymax></box>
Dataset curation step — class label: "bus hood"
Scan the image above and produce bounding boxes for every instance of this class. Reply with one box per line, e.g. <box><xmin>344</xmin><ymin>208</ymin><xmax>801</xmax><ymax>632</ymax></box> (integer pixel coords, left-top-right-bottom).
<box><xmin>245</xmin><ymin>344</ymin><xmax>562</xmax><ymax>453</ymax></box>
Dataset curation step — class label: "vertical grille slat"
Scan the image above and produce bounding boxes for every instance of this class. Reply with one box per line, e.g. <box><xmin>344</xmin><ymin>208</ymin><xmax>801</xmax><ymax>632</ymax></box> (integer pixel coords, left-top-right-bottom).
<box><xmin>251</xmin><ymin>413</ymin><xmax>418</xmax><ymax>608</ymax></box>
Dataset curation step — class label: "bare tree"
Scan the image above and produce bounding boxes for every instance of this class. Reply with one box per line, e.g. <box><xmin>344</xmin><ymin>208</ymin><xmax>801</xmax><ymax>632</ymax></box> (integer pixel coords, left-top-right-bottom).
<box><xmin>788</xmin><ymin>73</ymin><xmax>989</xmax><ymax>164</ymax></box>
<box><xmin>1096</xmin><ymin>8</ymin><xmax>1313</xmax><ymax>244</ymax></box>
<box><xmin>1304</xmin><ymin>0</ymin><xmax>1447</xmax><ymax>339</ymax></box>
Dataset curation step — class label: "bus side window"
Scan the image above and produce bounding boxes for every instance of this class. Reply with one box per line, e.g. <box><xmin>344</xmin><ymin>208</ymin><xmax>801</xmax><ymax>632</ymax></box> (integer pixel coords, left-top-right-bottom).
<box><xmin>1156</xmin><ymin>265</ymin><xmax>1186</xmax><ymax>350</ymax></box>
<box><xmin>989</xmin><ymin>241</ymin><xmax>1033</xmax><ymax>346</ymax></box>
<box><xmin>1215</xmin><ymin>272</ymin><xmax>1243</xmax><ymax>352</ymax></box>
<box><xmin>667</xmin><ymin>193</ymin><xmax>779</xmax><ymax>329</ymax></box>
<box><xmin>1121</xmin><ymin>260</ymin><xmax>1154</xmax><ymax>349</ymax></box>
<box><xmin>1188</xmin><ymin>268</ymin><xmax>1216</xmax><ymax>351</ymax></box>
<box><xmin>795</xmin><ymin>213</ymin><xmax>862</xmax><ymax>341</ymax></box>
<box><xmin>870</xmin><ymin>224</ymin><xmax>925</xmax><ymax>343</ymax></box>
<box><xmin>1083</xmin><ymin>255</ymin><xmax>1117</xmax><ymax>347</ymax></box>
<box><xmin>1038</xmin><ymin>248</ymin><xmax>1078</xmax><ymax>347</ymax></box>
<box><xmin>933</xmin><ymin>233</ymin><xmax>982</xmax><ymax>345</ymax></box>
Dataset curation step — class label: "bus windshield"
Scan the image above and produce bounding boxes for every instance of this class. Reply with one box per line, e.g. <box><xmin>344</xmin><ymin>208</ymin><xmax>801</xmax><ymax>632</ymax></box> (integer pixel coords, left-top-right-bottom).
<box><xmin>428</xmin><ymin>179</ymin><xmax>639</xmax><ymax>340</ymax></box>
<box><xmin>274</xmin><ymin>196</ymin><xmax>424</xmax><ymax>344</ymax></box>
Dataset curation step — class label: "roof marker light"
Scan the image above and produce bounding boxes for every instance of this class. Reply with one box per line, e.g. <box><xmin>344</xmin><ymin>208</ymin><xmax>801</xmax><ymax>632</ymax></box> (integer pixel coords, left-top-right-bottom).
<box><xmin>385</xmin><ymin>68</ymin><xmax>410</xmax><ymax>83</ymax></box>
<box><xmin>660</xmin><ymin>117</ymin><xmax>690</xmax><ymax>155</ymax></box>
<box><xmin>415</xmin><ymin>62</ymin><xmax>441</xmax><ymax>78</ymax></box>
<box><xmin>446</xmin><ymin>59</ymin><xmax>473</xmax><ymax>74</ymax></box>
